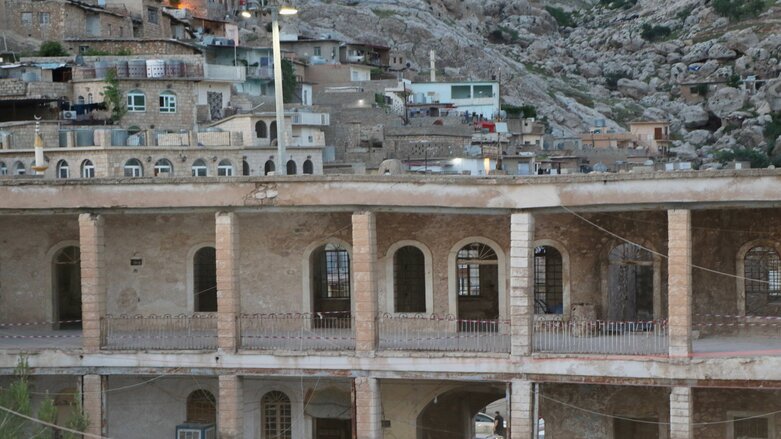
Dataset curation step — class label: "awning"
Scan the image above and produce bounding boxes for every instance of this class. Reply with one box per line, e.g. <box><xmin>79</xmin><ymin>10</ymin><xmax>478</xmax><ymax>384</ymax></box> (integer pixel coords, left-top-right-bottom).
<box><xmin>34</xmin><ymin>63</ymin><xmax>67</xmax><ymax>70</ymax></box>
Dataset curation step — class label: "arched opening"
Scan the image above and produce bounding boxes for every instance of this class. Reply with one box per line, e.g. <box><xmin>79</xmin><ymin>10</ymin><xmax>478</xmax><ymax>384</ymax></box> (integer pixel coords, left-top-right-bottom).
<box><xmin>534</xmin><ymin>246</ymin><xmax>564</xmax><ymax>315</ymax></box>
<box><xmin>608</xmin><ymin>243</ymin><xmax>654</xmax><ymax>321</ymax></box>
<box><xmin>0</xmin><ymin>162</ymin><xmax>6</xmax><ymax>175</ymax></box>
<box><xmin>14</xmin><ymin>161</ymin><xmax>26</xmax><ymax>175</ymax></box>
<box><xmin>217</xmin><ymin>159</ymin><xmax>234</xmax><ymax>176</ymax></box>
<box><xmin>255</xmin><ymin>120</ymin><xmax>267</xmax><ymax>138</ymax></box>
<box><xmin>191</xmin><ymin>159</ymin><xmax>208</xmax><ymax>177</ymax></box>
<box><xmin>123</xmin><ymin>158</ymin><xmax>143</xmax><ymax>177</ymax></box>
<box><xmin>456</xmin><ymin>243</ymin><xmax>498</xmax><ymax>326</ymax></box>
<box><xmin>416</xmin><ymin>385</ymin><xmax>506</xmax><ymax>439</ymax></box>
<box><xmin>262</xmin><ymin>391</ymin><xmax>292</xmax><ymax>439</ymax></box>
<box><xmin>269</xmin><ymin>121</ymin><xmax>277</xmax><ymax>143</ymax></box>
<box><xmin>154</xmin><ymin>158</ymin><xmax>173</xmax><ymax>176</ymax></box>
<box><xmin>311</xmin><ymin>243</ymin><xmax>351</xmax><ymax>324</ymax></box>
<box><xmin>394</xmin><ymin>246</ymin><xmax>426</xmax><ymax>313</ymax></box>
<box><xmin>193</xmin><ymin>247</ymin><xmax>217</xmax><ymax>312</ymax></box>
<box><xmin>56</xmin><ymin>160</ymin><xmax>69</xmax><ymax>179</ymax></box>
<box><xmin>186</xmin><ymin>389</ymin><xmax>216</xmax><ymax>424</ymax></box>
<box><xmin>53</xmin><ymin>246</ymin><xmax>81</xmax><ymax>329</ymax></box>
<box><xmin>264</xmin><ymin>160</ymin><xmax>275</xmax><ymax>175</ymax></box>
<box><xmin>744</xmin><ymin>246</ymin><xmax>781</xmax><ymax>315</ymax></box>
<box><xmin>303</xmin><ymin>159</ymin><xmax>314</xmax><ymax>175</ymax></box>
<box><xmin>80</xmin><ymin>159</ymin><xmax>95</xmax><ymax>178</ymax></box>
<box><xmin>242</xmin><ymin>160</ymin><xmax>250</xmax><ymax>176</ymax></box>
<box><xmin>286</xmin><ymin>159</ymin><xmax>297</xmax><ymax>175</ymax></box>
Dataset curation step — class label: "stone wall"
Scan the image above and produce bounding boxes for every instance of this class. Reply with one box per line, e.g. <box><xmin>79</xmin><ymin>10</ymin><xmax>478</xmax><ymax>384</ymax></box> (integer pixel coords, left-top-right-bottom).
<box><xmin>694</xmin><ymin>388</ymin><xmax>781</xmax><ymax>438</ymax></box>
<box><xmin>63</xmin><ymin>39</ymin><xmax>201</xmax><ymax>56</ymax></box>
<box><xmin>27</xmin><ymin>81</ymin><xmax>71</xmax><ymax>99</ymax></box>
<box><xmin>117</xmin><ymin>80</ymin><xmax>197</xmax><ymax>130</ymax></box>
<box><xmin>0</xmin><ymin>79</ymin><xmax>26</xmax><ymax>97</ymax></box>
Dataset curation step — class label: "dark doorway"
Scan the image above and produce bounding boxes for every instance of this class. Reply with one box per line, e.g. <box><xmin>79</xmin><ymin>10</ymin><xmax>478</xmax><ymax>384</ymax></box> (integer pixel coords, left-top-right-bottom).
<box><xmin>312</xmin><ymin>244</ymin><xmax>351</xmax><ymax>327</ymax></box>
<box><xmin>314</xmin><ymin>418</ymin><xmax>351</xmax><ymax>439</ymax></box>
<box><xmin>194</xmin><ymin>247</ymin><xmax>217</xmax><ymax>312</ymax></box>
<box><xmin>614</xmin><ymin>417</ymin><xmax>659</xmax><ymax>438</ymax></box>
<box><xmin>270</xmin><ymin>121</ymin><xmax>278</xmax><ymax>144</ymax></box>
<box><xmin>53</xmin><ymin>246</ymin><xmax>82</xmax><ymax>329</ymax></box>
<box><xmin>608</xmin><ymin>244</ymin><xmax>654</xmax><ymax>321</ymax></box>
<box><xmin>394</xmin><ymin>246</ymin><xmax>426</xmax><ymax>313</ymax></box>
<box><xmin>456</xmin><ymin>243</ymin><xmax>499</xmax><ymax>328</ymax></box>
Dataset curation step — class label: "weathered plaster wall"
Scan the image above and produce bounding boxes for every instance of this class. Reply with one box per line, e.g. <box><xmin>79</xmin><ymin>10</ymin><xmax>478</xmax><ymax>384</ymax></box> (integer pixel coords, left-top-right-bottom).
<box><xmin>694</xmin><ymin>388</ymin><xmax>781</xmax><ymax>438</ymax></box>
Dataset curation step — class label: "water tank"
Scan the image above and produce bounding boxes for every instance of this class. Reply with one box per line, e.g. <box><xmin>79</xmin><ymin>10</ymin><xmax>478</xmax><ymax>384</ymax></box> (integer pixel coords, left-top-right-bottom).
<box><xmin>165</xmin><ymin>60</ymin><xmax>184</xmax><ymax>77</ymax></box>
<box><xmin>128</xmin><ymin>60</ymin><xmax>147</xmax><ymax>78</ymax></box>
<box><xmin>75</xmin><ymin>129</ymin><xmax>95</xmax><ymax>147</ymax></box>
<box><xmin>115</xmin><ymin>61</ymin><xmax>128</xmax><ymax>77</ymax></box>
<box><xmin>146</xmin><ymin>59</ymin><xmax>165</xmax><ymax>78</ymax></box>
<box><xmin>94</xmin><ymin>61</ymin><xmax>111</xmax><ymax>79</ymax></box>
<box><xmin>58</xmin><ymin>130</ymin><xmax>69</xmax><ymax>147</ymax></box>
<box><xmin>111</xmin><ymin>129</ymin><xmax>129</xmax><ymax>147</ymax></box>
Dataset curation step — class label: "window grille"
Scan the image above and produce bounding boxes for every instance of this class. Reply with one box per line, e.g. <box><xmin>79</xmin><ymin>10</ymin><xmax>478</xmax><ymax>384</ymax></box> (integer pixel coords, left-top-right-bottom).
<box><xmin>456</xmin><ymin>243</ymin><xmax>497</xmax><ymax>297</ymax></box>
<box><xmin>534</xmin><ymin>246</ymin><xmax>563</xmax><ymax>314</ymax></box>
<box><xmin>262</xmin><ymin>391</ymin><xmax>292</xmax><ymax>439</ymax></box>
<box><xmin>186</xmin><ymin>390</ymin><xmax>216</xmax><ymax>424</ymax></box>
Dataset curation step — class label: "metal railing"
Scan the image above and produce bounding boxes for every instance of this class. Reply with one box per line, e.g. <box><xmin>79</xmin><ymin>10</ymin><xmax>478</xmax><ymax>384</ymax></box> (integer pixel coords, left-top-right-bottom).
<box><xmin>101</xmin><ymin>314</ymin><xmax>217</xmax><ymax>350</ymax></box>
<box><xmin>378</xmin><ymin>314</ymin><xmax>510</xmax><ymax>353</ymax></box>
<box><xmin>533</xmin><ymin>317</ymin><xmax>668</xmax><ymax>355</ymax></box>
<box><xmin>239</xmin><ymin>313</ymin><xmax>355</xmax><ymax>351</ymax></box>
<box><xmin>694</xmin><ymin>313</ymin><xmax>781</xmax><ymax>338</ymax></box>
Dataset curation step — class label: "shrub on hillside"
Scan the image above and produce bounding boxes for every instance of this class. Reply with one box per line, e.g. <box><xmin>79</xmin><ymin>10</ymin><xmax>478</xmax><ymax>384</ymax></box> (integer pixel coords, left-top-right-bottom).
<box><xmin>545</xmin><ymin>6</ymin><xmax>576</xmax><ymax>28</ymax></box>
<box><xmin>712</xmin><ymin>0</ymin><xmax>768</xmax><ymax>21</ymax></box>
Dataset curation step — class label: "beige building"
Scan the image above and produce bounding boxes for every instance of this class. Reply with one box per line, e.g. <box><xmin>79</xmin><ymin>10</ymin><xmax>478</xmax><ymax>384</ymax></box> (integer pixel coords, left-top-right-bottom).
<box><xmin>0</xmin><ymin>171</ymin><xmax>780</xmax><ymax>438</ymax></box>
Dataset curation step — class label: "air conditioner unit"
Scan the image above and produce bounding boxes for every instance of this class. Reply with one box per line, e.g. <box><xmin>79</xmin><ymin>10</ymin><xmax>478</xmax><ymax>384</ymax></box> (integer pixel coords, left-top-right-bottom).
<box><xmin>61</xmin><ymin>111</ymin><xmax>77</xmax><ymax>120</ymax></box>
<box><xmin>175</xmin><ymin>423</ymin><xmax>215</xmax><ymax>439</ymax></box>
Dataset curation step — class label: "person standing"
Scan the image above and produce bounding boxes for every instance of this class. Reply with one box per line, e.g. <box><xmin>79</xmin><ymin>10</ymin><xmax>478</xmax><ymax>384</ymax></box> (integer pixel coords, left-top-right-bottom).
<box><xmin>493</xmin><ymin>411</ymin><xmax>505</xmax><ymax>437</ymax></box>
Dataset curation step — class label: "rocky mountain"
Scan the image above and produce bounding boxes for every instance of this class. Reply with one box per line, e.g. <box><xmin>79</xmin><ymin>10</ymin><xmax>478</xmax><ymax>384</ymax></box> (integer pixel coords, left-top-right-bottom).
<box><xmin>285</xmin><ymin>0</ymin><xmax>781</xmax><ymax>166</ymax></box>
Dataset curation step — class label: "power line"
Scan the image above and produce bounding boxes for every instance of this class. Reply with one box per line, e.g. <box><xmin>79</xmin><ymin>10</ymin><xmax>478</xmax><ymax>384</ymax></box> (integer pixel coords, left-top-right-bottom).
<box><xmin>0</xmin><ymin>403</ymin><xmax>110</xmax><ymax>439</ymax></box>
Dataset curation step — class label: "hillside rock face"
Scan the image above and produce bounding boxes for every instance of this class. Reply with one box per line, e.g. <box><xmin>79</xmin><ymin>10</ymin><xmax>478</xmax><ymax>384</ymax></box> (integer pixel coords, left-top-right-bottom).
<box><xmin>286</xmin><ymin>0</ymin><xmax>781</xmax><ymax>165</ymax></box>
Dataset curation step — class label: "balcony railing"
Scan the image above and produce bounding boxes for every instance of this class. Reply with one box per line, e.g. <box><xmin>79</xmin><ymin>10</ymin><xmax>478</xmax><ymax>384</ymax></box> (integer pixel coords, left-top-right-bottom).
<box><xmin>378</xmin><ymin>314</ymin><xmax>510</xmax><ymax>353</ymax></box>
<box><xmin>203</xmin><ymin>64</ymin><xmax>246</xmax><ymax>82</ymax></box>
<box><xmin>533</xmin><ymin>317</ymin><xmax>668</xmax><ymax>355</ymax></box>
<box><xmin>239</xmin><ymin>313</ymin><xmax>355</xmax><ymax>351</ymax></box>
<box><xmin>101</xmin><ymin>314</ymin><xmax>217</xmax><ymax>350</ymax></box>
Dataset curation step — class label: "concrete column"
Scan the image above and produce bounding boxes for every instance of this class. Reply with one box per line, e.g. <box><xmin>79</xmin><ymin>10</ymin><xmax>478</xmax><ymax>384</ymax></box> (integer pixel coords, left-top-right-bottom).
<box><xmin>668</xmin><ymin>209</ymin><xmax>692</xmax><ymax>358</ymax></box>
<box><xmin>354</xmin><ymin>377</ymin><xmax>382</xmax><ymax>439</ymax></box>
<box><xmin>216</xmin><ymin>212</ymin><xmax>240</xmax><ymax>352</ymax></box>
<box><xmin>218</xmin><ymin>375</ymin><xmax>243</xmax><ymax>439</ymax></box>
<box><xmin>82</xmin><ymin>374</ymin><xmax>105</xmax><ymax>437</ymax></box>
<box><xmin>670</xmin><ymin>386</ymin><xmax>693</xmax><ymax>439</ymax></box>
<box><xmin>79</xmin><ymin>213</ymin><xmax>106</xmax><ymax>353</ymax></box>
<box><xmin>510</xmin><ymin>212</ymin><xmax>534</xmax><ymax>357</ymax></box>
<box><xmin>510</xmin><ymin>379</ymin><xmax>533</xmax><ymax>439</ymax></box>
<box><xmin>352</xmin><ymin>211</ymin><xmax>378</xmax><ymax>353</ymax></box>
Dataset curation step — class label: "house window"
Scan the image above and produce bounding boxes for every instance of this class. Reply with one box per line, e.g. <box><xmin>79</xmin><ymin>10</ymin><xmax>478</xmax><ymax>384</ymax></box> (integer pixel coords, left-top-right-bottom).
<box><xmin>264</xmin><ymin>160</ymin><xmax>275</xmax><ymax>175</ymax></box>
<box><xmin>456</xmin><ymin>243</ymin><xmax>497</xmax><ymax>297</ymax></box>
<box><xmin>217</xmin><ymin>159</ymin><xmax>233</xmax><ymax>176</ymax></box>
<box><xmin>534</xmin><ymin>246</ymin><xmax>563</xmax><ymax>314</ymax></box>
<box><xmin>127</xmin><ymin>90</ymin><xmax>146</xmax><ymax>112</ymax></box>
<box><xmin>38</xmin><ymin>12</ymin><xmax>50</xmax><ymax>25</ymax></box>
<box><xmin>154</xmin><ymin>159</ymin><xmax>173</xmax><ymax>176</ymax></box>
<box><xmin>286</xmin><ymin>160</ymin><xmax>296</xmax><ymax>175</ymax></box>
<box><xmin>123</xmin><ymin>159</ymin><xmax>143</xmax><ymax>177</ymax></box>
<box><xmin>14</xmin><ymin>161</ymin><xmax>26</xmax><ymax>175</ymax></box>
<box><xmin>608</xmin><ymin>243</ymin><xmax>654</xmax><ymax>321</ymax></box>
<box><xmin>191</xmin><ymin>159</ymin><xmax>208</xmax><ymax>177</ymax></box>
<box><xmin>87</xmin><ymin>93</ymin><xmax>93</xmax><ymax>104</ymax></box>
<box><xmin>744</xmin><ymin>246</ymin><xmax>781</xmax><ymax>310</ymax></box>
<box><xmin>56</xmin><ymin>160</ymin><xmax>69</xmax><ymax>179</ymax></box>
<box><xmin>159</xmin><ymin>91</ymin><xmax>176</xmax><ymax>113</ymax></box>
<box><xmin>314</xmin><ymin>46</ymin><xmax>321</xmax><ymax>57</ymax></box>
<box><xmin>262</xmin><ymin>391</ymin><xmax>292</xmax><ymax>439</ymax></box>
<box><xmin>193</xmin><ymin>247</ymin><xmax>217</xmax><ymax>312</ymax></box>
<box><xmin>21</xmin><ymin>12</ymin><xmax>32</xmax><ymax>26</ymax></box>
<box><xmin>394</xmin><ymin>246</ymin><xmax>426</xmax><ymax>313</ymax></box>
<box><xmin>0</xmin><ymin>162</ymin><xmax>6</xmax><ymax>175</ymax></box>
<box><xmin>81</xmin><ymin>160</ymin><xmax>95</xmax><ymax>178</ymax></box>
<box><xmin>474</xmin><ymin>85</ymin><xmax>493</xmax><ymax>97</ymax></box>
<box><xmin>185</xmin><ymin>390</ymin><xmax>216</xmax><ymax>424</ymax></box>
<box><xmin>242</xmin><ymin>160</ymin><xmax>250</xmax><ymax>176</ymax></box>
<box><xmin>255</xmin><ymin>120</ymin><xmax>267</xmax><ymax>138</ymax></box>
<box><xmin>303</xmin><ymin>159</ymin><xmax>313</xmax><ymax>175</ymax></box>
<box><xmin>730</xmin><ymin>414</ymin><xmax>771</xmax><ymax>439</ymax></box>
<box><xmin>313</xmin><ymin>244</ymin><xmax>350</xmax><ymax>299</ymax></box>
<box><xmin>119</xmin><ymin>26</ymin><xmax>124</xmax><ymax>37</ymax></box>
<box><xmin>451</xmin><ymin>85</ymin><xmax>471</xmax><ymax>99</ymax></box>
<box><xmin>147</xmin><ymin>7</ymin><xmax>159</xmax><ymax>24</ymax></box>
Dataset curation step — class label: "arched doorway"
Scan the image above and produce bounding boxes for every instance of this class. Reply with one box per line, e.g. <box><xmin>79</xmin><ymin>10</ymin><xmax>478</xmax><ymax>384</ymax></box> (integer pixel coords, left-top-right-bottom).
<box><xmin>286</xmin><ymin>160</ymin><xmax>297</xmax><ymax>175</ymax></box>
<box><xmin>311</xmin><ymin>243</ymin><xmax>351</xmax><ymax>326</ymax></box>
<box><xmin>455</xmin><ymin>243</ymin><xmax>498</xmax><ymax>327</ymax></box>
<box><xmin>270</xmin><ymin>121</ymin><xmax>278</xmax><ymax>144</ymax></box>
<box><xmin>416</xmin><ymin>385</ymin><xmax>506</xmax><ymax>439</ymax></box>
<box><xmin>53</xmin><ymin>246</ymin><xmax>82</xmax><ymax>329</ymax></box>
<box><xmin>264</xmin><ymin>160</ymin><xmax>275</xmax><ymax>175</ymax></box>
<box><xmin>255</xmin><ymin>120</ymin><xmax>267</xmax><ymax>138</ymax></box>
<box><xmin>262</xmin><ymin>391</ymin><xmax>292</xmax><ymax>439</ymax></box>
<box><xmin>608</xmin><ymin>243</ymin><xmax>654</xmax><ymax>321</ymax></box>
<box><xmin>193</xmin><ymin>247</ymin><xmax>217</xmax><ymax>312</ymax></box>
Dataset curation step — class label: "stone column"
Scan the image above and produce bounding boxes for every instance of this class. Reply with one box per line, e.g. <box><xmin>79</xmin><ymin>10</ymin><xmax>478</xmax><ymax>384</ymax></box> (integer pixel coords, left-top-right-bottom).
<box><xmin>510</xmin><ymin>379</ymin><xmax>534</xmax><ymax>439</ymax></box>
<box><xmin>510</xmin><ymin>212</ymin><xmax>534</xmax><ymax>358</ymax></box>
<box><xmin>352</xmin><ymin>211</ymin><xmax>378</xmax><ymax>353</ymax></box>
<box><xmin>82</xmin><ymin>374</ymin><xmax>105</xmax><ymax>437</ymax></box>
<box><xmin>216</xmin><ymin>212</ymin><xmax>241</xmax><ymax>352</ymax></box>
<box><xmin>670</xmin><ymin>386</ymin><xmax>693</xmax><ymax>439</ymax></box>
<box><xmin>354</xmin><ymin>377</ymin><xmax>382</xmax><ymax>439</ymax></box>
<box><xmin>218</xmin><ymin>375</ymin><xmax>243</xmax><ymax>439</ymax></box>
<box><xmin>668</xmin><ymin>209</ymin><xmax>692</xmax><ymax>358</ymax></box>
<box><xmin>79</xmin><ymin>213</ymin><xmax>106</xmax><ymax>353</ymax></box>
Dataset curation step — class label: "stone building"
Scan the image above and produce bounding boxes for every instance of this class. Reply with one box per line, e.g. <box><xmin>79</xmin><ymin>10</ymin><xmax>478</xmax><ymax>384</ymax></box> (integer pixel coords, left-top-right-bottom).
<box><xmin>1</xmin><ymin>170</ymin><xmax>781</xmax><ymax>439</ymax></box>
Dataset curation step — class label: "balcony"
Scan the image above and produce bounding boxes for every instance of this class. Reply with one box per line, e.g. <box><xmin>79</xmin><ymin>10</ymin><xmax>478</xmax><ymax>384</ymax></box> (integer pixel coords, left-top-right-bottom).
<box><xmin>533</xmin><ymin>316</ymin><xmax>669</xmax><ymax>356</ymax></box>
<box><xmin>247</xmin><ymin>66</ymin><xmax>273</xmax><ymax>80</ymax></box>
<box><xmin>239</xmin><ymin>313</ymin><xmax>354</xmax><ymax>351</ymax></box>
<box><xmin>692</xmin><ymin>313</ymin><xmax>781</xmax><ymax>357</ymax></box>
<box><xmin>0</xmin><ymin>321</ymin><xmax>82</xmax><ymax>350</ymax></box>
<box><xmin>101</xmin><ymin>314</ymin><xmax>217</xmax><ymax>350</ymax></box>
<box><xmin>378</xmin><ymin>314</ymin><xmax>510</xmax><ymax>353</ymax></box>
<box><xmin>203</xmin><ymin>64</ymin><xmax>246</xmax><ymax>82</ymax></box>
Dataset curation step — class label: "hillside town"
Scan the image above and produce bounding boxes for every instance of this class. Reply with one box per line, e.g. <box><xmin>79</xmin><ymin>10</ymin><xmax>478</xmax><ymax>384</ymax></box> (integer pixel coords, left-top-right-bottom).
<box><xmin>0</xmin><ymin>0</ymin><xmax>781</xmax><ymax>438</ymax></box>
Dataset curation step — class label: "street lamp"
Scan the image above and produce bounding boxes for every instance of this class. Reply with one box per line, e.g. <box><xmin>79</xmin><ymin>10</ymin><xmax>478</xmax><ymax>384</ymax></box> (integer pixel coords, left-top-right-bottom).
<box><xmin>269</xmin><ymin>0</ymin><xmax>297</xmax><ymax>175</ymax></box>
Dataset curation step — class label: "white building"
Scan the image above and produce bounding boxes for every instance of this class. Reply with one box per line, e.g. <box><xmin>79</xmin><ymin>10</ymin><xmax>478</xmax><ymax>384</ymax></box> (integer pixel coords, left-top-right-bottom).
<box><xmin>409</xmin><ymin>80</ymin><xmax>500</xmax><ymax>119</ymax></box>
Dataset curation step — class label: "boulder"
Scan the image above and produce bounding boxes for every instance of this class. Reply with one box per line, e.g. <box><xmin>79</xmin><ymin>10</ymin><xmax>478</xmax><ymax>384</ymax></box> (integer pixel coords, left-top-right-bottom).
<box><xmin>707</xmin><ymin>43</ymin><xmax>737</xmax><ymax>60</ymax></box>
<box><xmin>684</xmin><ymin>130</ymin><xmax>712</xmax><ymax>146</ymax></box>
<box><xmin>723</xmin><ymin>29</ymin><xmax>759</xmax><ymax>54</ymax></box>
<box><xmin>681</xmin><ymin>105</ymin><xmax>710</xmax><ymax>129</ymax></box>
<box><xmin>682</xmin><ymin>41</ymin><xmax>713</xmax><ymax>63</ymax></box>
<box><xmin>579</xmin><ymin>62</ymin><xmax>602</xmax><ymax>78</ymax></box>
<box><xmin>707</xmin><ymin>87</ymin><xmax>747</xmax><ymax>119</ymax></box>
<box><xmin>732</xmin><ymin>126</ymin><xmax>766</xmax><ymax>149</ymax></box>
<box><xmin>617</xmin><ymin>78</ymin><xmax>650</xmax><ymax>99</ymax></box>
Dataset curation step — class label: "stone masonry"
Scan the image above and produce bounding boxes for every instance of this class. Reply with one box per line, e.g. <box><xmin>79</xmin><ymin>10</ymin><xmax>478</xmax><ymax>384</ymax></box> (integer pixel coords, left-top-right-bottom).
<box><xmin>510</xmin><ymin>212</ymin><xmax>534</xmax><ymax>357</ymax></box>
<box><xmin>218</xmin><ymin>374</ymin><xmax>243</xmax><ymax>439</ymax></box>
<box><xmin>216</xmin><ymin>212</ymin><xmax>240</xmax><ymax>352</ymax></box>
<box><xmin>670</xmin><ymin>386</ymin><xmax>693</xmax><ymax>439</ymax></box>
<box><xmin>352</xmin><ymin>211</ymin><xmax>378</xmax><ymax>352</ymax></box>
<box><xmin>354</xmin><ymin>377</ymin><xmax>382</xmax><ymax>439</ymax></box>
<box><xmin>668</xmin><ymin>209</ymin><xmax>692</xmax><ymax>357</ymax></box>
<box><xmin>510</xmin><ymin>379</ymin><xmax>533</xmax><ymax>439</ymax></box>
<box><xmin>82</xmin><ymin>374</ymin><xmax>105</xmax><ymax>437</ymax></box>
<box><xmin>79</xmin><ymin>213</ymin><xmax>106</xmax><ymax>353</ymax></box>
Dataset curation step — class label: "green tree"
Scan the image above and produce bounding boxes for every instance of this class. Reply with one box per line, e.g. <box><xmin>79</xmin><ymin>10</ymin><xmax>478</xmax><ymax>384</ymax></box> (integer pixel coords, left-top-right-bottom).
<box><xmin>712</xmin><ymin>0</ymin><xmax>768</xmax><ymax>21</ymax></box>
<box><xmin>103</xmin><ymin>70</ymin><xmax>126</xmax><ymax>122</ymax></box>
<box><xmin>726</xmin><ymin>74</ymin><xmax>741</xmax><ymax>88</ymax></box>
<box><xmin>545</xmin><ymin>6</ymin><xmax>576</xmax><ymax>28</ymax></box>
<box><xmin>37</xmin><ymin>41</ymin><xmax>68</xmax><ymax>57</ymax></box>
<box><xmin>281</xmin><ymin>59</ymin><xmax>297</xmax><ymax>104</ymax></box>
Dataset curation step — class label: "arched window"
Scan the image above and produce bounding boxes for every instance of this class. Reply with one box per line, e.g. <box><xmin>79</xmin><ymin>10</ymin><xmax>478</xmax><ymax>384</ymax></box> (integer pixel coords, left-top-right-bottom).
<box><xmin>13</xmin><ymin>161</ymin><xmax>26</xmax><ymax>175</ymax></box>
<box><xmin>193</xmin><ymin>246</ymin><xmax>217</xmax><ymax>312</ymax></box>
<box><xmin>217</xmin><ymin>159</ymin><xmax>234</xmax><ymax>176</ymax></box>
<box><xmin>56</xmin><ymin>160</ymin><xmax>69</xmax><ymax>178</ymax></box>
<box><xmin>394</xmin><ymin>246</ymin><xmax>426</xmax><ymax>313</ymax></box>
<box><xmin>81</xmin><ymin>160</ymin><xmax>95</xmax><ymax>178</ymax></box>
<box><xmin>264</xmin><ymin>160</ymin><xmax>275</xmax><ymax>175</ymax></box>
<box><xmin>313</xmin><ymin>244</ymin><xmax>350</xmax><ymax>299</ymax></box>
<box><xmin>159</xmin><ymin>90</ymin><xmax>176</xmax><ymax>113</ymax></box>
<box><xmin>77</xmin><ymin>95</ymin><xmax>85</xmax><ymax>105</ymax></box>
<box><xmin>286</xmin><ymin>160</ymin><xmax>296</xmax><ymax>175</ymax></box>
<box><xmin>154</xmin><ymin>159</ymin><xmax>173</xmax><ymax>176</ymax></box>
<box><xmin>270</xmin><ymin>121</ymin><xmax>277</xmax><ymax>143</ymax></box>
<box><xmin>127</xmin><ymin>90</ymin><xmax>146</xmax><ymax>112</ymax></box>
<box><xmin>303</xmin><ymin>159</ymin><xmax>314</xmax><ymax>175</ymax></box>
<box><xmin>242</xmin><ymin>160</ymin><xmax>250</xmax><ymax>176</ymax></box>
<box><xmin>123</xmin><ymin>159</ymin><xmax>143</xmax><ymax>177</ymax></box>
<box><xmin>534</xmin><ymin>246</ymin><xmax>563</xmax><ymax>314</ymax></box>
<box><xmin>186</xmin><ymin>390</ymin><xmax>216</xmax><ymax>424</ymax></box>
<box><xmin>191</xmin><ymin>159</ymin><xmax>208</xmax><ymax>177</ymax></box>
<box><xmin>87</xmin><ymin>93</ymin><xmax>93</xmax><ymax>104</ymax></box>
<box><xmin>262</xmin><ymin>391</ymin><xmax>292</xmax><ymax>439</ymax></box>
<box><xmin>744</xmin><ymin>246</ymin><xmax>781</xmax><ymax>313</ymax></box>
<box><xmin>53</xmin><ymin>246</ymin><xmax>81</xmax><ymax>329</ymax></box>
<box><xmin>255</xmin><ymin>120</ymin><xmax>267</xmax><ymax>138</ymax></box>
<box><xmin>608</xmin><ymin>243</ymin><xmax>654</xmax><ymax>321</ymax></box>
<box><xmin>455</xmin><ymin>242</ymin><xmax>499</xmax><ymax>324</ymax></box>
<box><xmin>0</xmin><ymin>162</ymin><xmax>6</xmax><ymax>176</ymax></box>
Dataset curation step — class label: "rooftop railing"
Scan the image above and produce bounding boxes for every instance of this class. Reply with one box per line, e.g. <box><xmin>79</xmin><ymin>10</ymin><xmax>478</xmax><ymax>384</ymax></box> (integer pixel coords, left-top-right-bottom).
<box><xmin>101</xmin><ymin>314</ymin><xmax>217</xmax><ymax>350</ymax></box>
<box><xmin>239</xmin><ymin>312</ymin><xmax>355</xmax><ymax>351</ymax></box>
<box><xmin>378</xmin><ymin>314</ymin><xmax>510</xmax><ymax>353</ymax></box>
